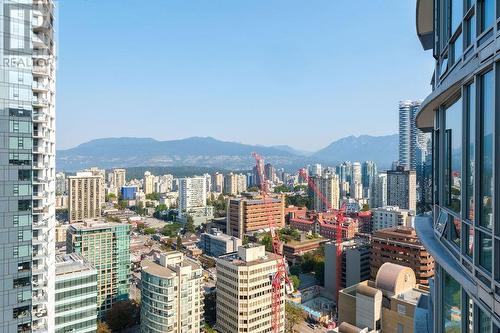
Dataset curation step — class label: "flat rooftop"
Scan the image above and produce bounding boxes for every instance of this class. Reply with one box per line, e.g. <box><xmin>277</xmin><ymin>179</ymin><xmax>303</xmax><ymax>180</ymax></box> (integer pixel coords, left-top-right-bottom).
<box><xmin>55</xmin><ymin>253</ymin><xmax>96</xmax><ymax>276</ymax></box>
<box><xmin>68</xmin><ymin>219</ymin><xmax>130</xmax><ymax>231</ymax></box>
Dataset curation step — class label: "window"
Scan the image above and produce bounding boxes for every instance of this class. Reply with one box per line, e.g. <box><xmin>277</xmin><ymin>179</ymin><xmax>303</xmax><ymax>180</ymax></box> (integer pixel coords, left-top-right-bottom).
<box><xmin>465</xmin><ymin>223</ymin><xmax>474</xmax><ymax>257</ymax></box>
<box><xmin>442</xmin><ymin>270</ymin><xmax>462</xmax><ymax>332</ymax></box>
<box><xmin>18</xmin><ymin>200</ymin><xmax>31</xmax><ymax>211</ymax></box>
<box><xmin>478</xmin><ymin>231</ymin><xmax>492</xmax><ymax>272</ymax></box>
<box><xmin>479</xmin><ymin>0</ymin><xmax>494</xmax><ymax>32</ymax></box>
<box><xmin>465</xmin><ymin>83</ymin><xmax>475</xmax><ymax>221</ymax></box>
<box><xmin>479</xmin><ymin>71</ymin><xmax>493</xmax><ymax>229</ymax></box>
<box><xmin>478</xmin><ymin>307</ymin><xmax>492</xmax><ymax>331</ymax></box>
<box><xmin>452</xmin><ymin>0</ymin><xmax>464</xmax><ymax>32</ymax></box>
<box><xmin>18</xmin><ymin>169</ymin><xmax>30</xmax><ymax>181</ymax></box>
<box><xmin>465</xmin><ymin>15</ymin><xmax>476</xmax><ymax>48</ymax></box>
<box><xmin>444</xmin><ymin>98</ymin><xmax>462</xmax><ymax>213</ymax></box>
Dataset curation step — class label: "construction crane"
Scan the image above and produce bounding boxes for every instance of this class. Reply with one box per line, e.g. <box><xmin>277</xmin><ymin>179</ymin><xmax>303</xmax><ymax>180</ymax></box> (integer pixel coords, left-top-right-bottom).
<box><xmin>298</xmin><ymin>168</ymin><xmax>347</xmax><ymax>322</ymax></box>
<box><xmin>252</xmin><ymin>153</ymin><xmax>293</xmax><ymax>333</ymax></box>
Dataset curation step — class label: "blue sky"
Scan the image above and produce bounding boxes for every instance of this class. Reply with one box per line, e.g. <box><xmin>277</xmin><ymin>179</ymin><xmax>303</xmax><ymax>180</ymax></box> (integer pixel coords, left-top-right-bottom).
<box><xmin>56</xmin><ymin>0</ymin><xmax>434</xmax><ymax>151</ymax></box>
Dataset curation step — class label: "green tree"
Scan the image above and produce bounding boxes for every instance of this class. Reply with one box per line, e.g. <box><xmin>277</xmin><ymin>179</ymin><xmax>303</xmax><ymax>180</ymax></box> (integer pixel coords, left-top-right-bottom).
<box><xmin>146</xmin><ymin>192</ymin><xmax>160</xmax><ymax>201</ymax></box>
<box><xmin>97</xmin><ymin>321</ymin><xmax>112</xmax><ymax>333</ymax></box>
<box><xmin>105</xmin><ymin>193</ymin><xmax>116</xmax><ymax>202</ymax></box>
<box><xmin>361</xmin><ymin>203</ymin><xmax>370</xmax><ymax>211</ymax></box>
<box><xmin>204</xmin><ymin>324</ymin><xmax>217</xmax><ymax>333</ymax></box>
<box><xmin>143</xmin><ymin>227</ymin><xmax>156</xmax><ymax>235</ymax></box>
<box><xmin>274</xmin><ymin>185</ymin><xmax>289</xmax><ymax>193</ymax></box>
<box><xmin>289</xmin><ymin>265</ymin><xmax>301</xmax><ymax>276</ymax></box>
<box><xmin>185</xmin><ymin>215</ymin><xmax>196</xmax><ymax>234</ymax></box>
<box><xmin>290</xmin><ymin>275</ymin><xmax>300</xmax><ymax>290</ymax></box>
<box><xmin>161</xmin><ymin>223</ymin><xmax>181</xmax><ymax>237</ymax></box>
<box><xmin>247</xmin><ymin>186</ymin><xmax>260</xmax><ymax>192</ymax></box>
<box><xmin>105</xmin><ymin>300</ymin><xmax>140</xmax><ymax>331</ymax></box>
<box><xmin>285</xmin><ymin>302</ymin><xmax>307</xmax><ymax>333</ymax></box>
<box><xmin>176</xmin><ymin>236</ymin><xmax>183</xmax><ymax>251</ymax></box>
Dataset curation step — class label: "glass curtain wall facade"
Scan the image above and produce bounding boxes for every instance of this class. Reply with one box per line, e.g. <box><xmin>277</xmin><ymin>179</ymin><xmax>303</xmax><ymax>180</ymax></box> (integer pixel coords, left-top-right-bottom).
<box><xmin>0</xmin><ymin>1</ymin><xmax>56</xmax><ymax>332</ymax></box>
<box><xmin>415</xmin><ymin>0</ymin><xmax>500</xmax><ymax>331</ymax></box>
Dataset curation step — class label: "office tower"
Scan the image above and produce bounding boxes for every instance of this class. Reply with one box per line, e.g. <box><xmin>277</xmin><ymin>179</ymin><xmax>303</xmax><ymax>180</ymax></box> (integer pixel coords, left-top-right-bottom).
<box><xmin>310</xmin><ymin>163</ymin><xmax>322</xmax><ymax>177</ymax></box>
<box><xmin>141</xmin><ymin>252</ymin><xmax>204</xmax><ymax>333</ymax></box>
<box><xmin>415</xmin><ymin>1</ymin><xmax>499</xmax><ymax>330</ymax></box>
<box><xmin>211</xmin><ymin>172</ymin><xmax>224</xmax><ymax>193</ymax></box>
<box><xmin>68</xmin><ymin>171</ymin><xmax>104</xmax><ymax>223</ymax></box>
<box><xmin>67</xmin><ymin>220</ymin><xmax>131</xmax><ymax>318</ymax></box>
<box><xmin>200</xmin><ymin>228</ymin><xmax>242</xmax><ymax>257</ymax></box>
<box><xmin>55</xmin><ymin>171</ymin><xmax>66</xmax><ymax>195</ymax></box>
<box><xmin>112</xmin><ymin>168</ymin><xmax>126</xmax><ymax>192</ymax></box>
<box><xmin>178</xmin><ymin>176</ymin><xmax>207</xmax><ymax>213</ymax></box>
<box><xmin>371</xmin><ymin>205</ymin><xmax>412</xmax><ymax>231</ymax></box>
<box><xmin>216</xmin><ymin>244</ymin><xmax>284</xmax><ymax>333</ymax></box>
<box><xmin>252</xmin><ymin>157</ymin><xmax>265</xmax><ymax>186</ymax></box>
<box><xmin>336</xmin><ymin>263</ymin><xmax>430</xmax><ymax>333</ymax></box>
<box><xmin>265</xmin><ymin>163</ymin><xmax>276</xmax><ymax>182</ymax></box>
<box><xmin>324</xmin><ymin>238</ymin><xmax>371</xmax><ymax>302</ymax></box>
<box><xmin>143</xmin><ymin>171</ymin><xmax>155</xmax><ymax>195</ymax></box>
<box><xmin>55</xmin><ymin>253</ymin><xmax>98</xmax><ymax>333</ymax></box>
<box><xmin>399</xmin><ymin>100</ymin><xmax>422</xmax><ymax>170</ymax></box>
<box><xmin>227</xmin><ymin>193</ymin><xmax>285</xmax><ymax>238</ymax></box>
<box><xmin>0</xmin><ymin>1</ymin><xmax>57</xmax><ymax>331</ymax></box>
<box><xmin>310</xmin><ymin>175</ymin><xmax>340</xmax><ymax>212</ymax></box>
<box><xmin>370</xmin><ymin>172</ymin><xmax>387</xmax><ymax>209</ymax></box>
<box><xmin>371</xmin><ymin>227</ymin><xmax>433</xmax><ymax>287</ymax></box>
<box><xmin>121</xmin><ymin>185</ymin><xmax>138</xmax><ymax>200</ymax></box>
<box><xmin>224</xmin><ymin>172</ymin><xmax>238</xmax><ymax>195</ymax></box>
<box><xmin>361</xmin><ymin>161</ymin><xmax>377</xmax><ymax>189</ymax></box>
<box><xmin>386</xmin><ymin>166</ymin><xmax>416</xmax><ymax>211</ymax></box>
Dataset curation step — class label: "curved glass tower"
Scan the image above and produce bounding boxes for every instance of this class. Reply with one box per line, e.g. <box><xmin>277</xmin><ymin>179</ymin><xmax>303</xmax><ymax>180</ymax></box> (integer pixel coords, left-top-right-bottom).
<box><xmin>416</xmin><ymin>0</ymin><xmax>500</xmax><ymax>331</ymax></box>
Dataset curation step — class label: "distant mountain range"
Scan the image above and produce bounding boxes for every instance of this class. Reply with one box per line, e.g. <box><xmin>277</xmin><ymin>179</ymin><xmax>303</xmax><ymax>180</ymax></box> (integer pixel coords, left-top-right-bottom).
<box><xmin>56</xmin><ymin>134</ymin><xmax>398</xmax><ymax>171</ymax></box>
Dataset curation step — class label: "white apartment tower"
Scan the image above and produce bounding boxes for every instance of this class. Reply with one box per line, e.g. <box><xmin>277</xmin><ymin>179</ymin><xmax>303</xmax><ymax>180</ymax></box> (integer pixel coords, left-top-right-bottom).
<box><xmin>216</xmin><ymin>244</ymin><xmax>285</xmax><ymax>333</ymax></box>
<box><xmin>178</xmin><ymin>176</ymin><xmax>207</xmax><ymax>213</ymax></box>
<box><xmin>311</xmin><ymin>174</ymin><xmax>340</xmax><ymax>212</ymax></box>
<box><xmin>0</xmin><ymin>1</ymin><xmax>57</xmax><ymax>332</ymax></box>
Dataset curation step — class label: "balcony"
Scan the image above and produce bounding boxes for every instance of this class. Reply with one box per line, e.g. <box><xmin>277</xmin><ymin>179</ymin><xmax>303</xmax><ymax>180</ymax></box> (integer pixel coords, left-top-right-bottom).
<box><xmin>33</xmin><ymin>191</ymin><xmax>47</xmax><ymax>200</ymax></box>
<box><xmin>32</xmin><ymin>82</ymin><xmax>49</xmax><ymax>92</ymax></box>
<box><xmin>32</xmin><ymin>65</ymin><xmax>49</xmax><ymax>76</ymax></box>
<box><xmin>32</xmin><ymin>247</ymin><xmax>48</xmax><ymax>259</ymax></box>
<box><xmin>32</xmin><ymin>279</ymin><xmax>48</xmax><ymax>289</ymax></box>
<box><xmin>33</xmin><ymin>218</ymin><xmax>48</xmax><ymax>228</ymax></box>
<box><xmin>32</xmin><ymin>291</ymin><xmax>48</xmax><ymax>304</ymax></box>
<box><xmin>32</xmin><ymin>206</ymin><xmax>48</xmax><ymax>215</ymax></box>
<box><xmin>32</xmin><ymin>33</ymin><xmax>50</xmax><ymax>49</ymax></box>
<box><xmin>32</xmin><ymin>97</ymin><xmax>49</xmax><ymax>108</ymax></box>
<box><xmin>32</xmin><ymin>114</ymin><xmax>48</xmax><ymax>123</ymax></box>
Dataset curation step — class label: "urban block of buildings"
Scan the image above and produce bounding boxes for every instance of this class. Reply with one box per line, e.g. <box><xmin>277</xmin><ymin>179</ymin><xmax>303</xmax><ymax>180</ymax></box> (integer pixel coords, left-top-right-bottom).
<box><xmin>199</xmin><ymin>228</ymin><xmax>242</xmax><ymax>257</ymax></box>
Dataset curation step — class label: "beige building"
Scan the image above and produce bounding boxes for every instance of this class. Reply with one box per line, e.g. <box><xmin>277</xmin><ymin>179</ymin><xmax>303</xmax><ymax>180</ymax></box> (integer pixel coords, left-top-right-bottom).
<box><xmin>68</xmin><ymin>172</ymin><xmax>104</xmax><ymax>222</ymax></box>
<box><xmin>112</xmin><ymin>168</ymin><xmax>126</xmax><ymax>192</ymax></box>
<box><xmin>311</xmin><ymin>175</ymin><xmax>340</xmax><ymax>212</ymax></box>
<box><xmin>227</xmin><ymin>193</ymin><xmax>285</xmax><ymax>238</ymax></box>
<box><xmin>216</xmin><ymin>244</ymin><xmax>284</xmax><ymax>333</ymax></box>
<box><xmin>143</xmin><ymin>171</ymin><xmax>155</xmax><ymax>195</ymax></box>
<box><xmin>212</xmin><ymin>172</ymin><xmax>224</xmax><ymax>193</ymax></box>
<box><xmin>55</xmin><ymin>223</ymin><xmax>68</xmax><ymax>244</ymax></box>
<box><xmin>336</xmin><ymin>263</ymin><xmax>430</xmax><ymax>333</ymax></box>
<box><xmin>141</xmin><ymin>252</ymin><xmax>204</xmax><ymax>333</ymax></box>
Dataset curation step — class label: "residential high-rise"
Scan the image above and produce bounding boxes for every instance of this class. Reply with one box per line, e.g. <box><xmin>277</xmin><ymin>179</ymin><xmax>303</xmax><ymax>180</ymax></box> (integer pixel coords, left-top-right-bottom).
<box><xmin>66</xmin><ymin>220</ymin><xmax>131</xmax><ymax>318</ymax></box>
<box><xmin>55</xmin><ymin>171</ymin><xmax>66</xmax><ymax>195</ymax></box>
<box><xmin>335</xmin><ymin>263</ymin><xmax>430</xmax><ymax>333</ymax></box>
<box><xmin>265</xmin><ymin>163</ymin><xmax>276</xmax><ymax>182</ymax></box>
<box><xmin>227</xmin><ymin>193</ymin><xmax>285</xmax><ymax>238</ymax></box>
<box><xmin>386</xmin><ymin>166</ymin><xmax>416</xmax><ymax>211</ymax></box>
<box><xmin>370</xmin><ymin>172</ymin><xmax>387</xmax><ymax>209</ymax></box>
<box><xmin>224</xmin><ymin>172</ymin><xmax>238</xmax><ymax>195</ymax></box>
<box><xmin>216</xmin><ymin>244</ymin><xmax>284</xmax><ymax>333</ymax></box>
<box><xmin>178</xmin><ymin>176</ymin><xmax>207</xmax><ymax>213</ymax></box>
<box><xmin>310</xmin><ymin>175</ymin><xmax>340</xmax><ymax>212</ymax></box>
<box><xmin>361</xmin><ymin>161</ymin><xmax>377</xmax><ymax>189</ymax></box>
<box><xmin>55</xmin><ymin>253</ymin><xmax>98</xmax><ymax>333</ymax></box>
<box><xmin>415</xmin><ymin>1</ymin><xmax>499</xmax><ymax>330</ymax></box>
<box><xmin>0</xmin><ymin>2</ymin><xmax>57</xmax><ymax>332</ymax></box>
<box><xmin>143</xmin><ymin>171</ymin><xmax>155</xmax><ymax>195</ymax></box>
<box><xmin>370</xmin><ymin>227</ymin><xmax>434</xmax><ymax>286</ymax></box>
<box><xmin>352</xmin><ymin>162</ymin><xmax>361</xmax><ymax>185</ymax></box>
<box><xmin>141</xmin><ymin>252</ymin><xmax>204</xmax><ymax>333</ymax></box>
<box><xmin>68</xmin><ymin>171</ymin><xmax>104</xmax><ymax>223</ymax></box>
<box><xmin>203</xmin><ymin>173</ymin><xmax>212</xmax><ymax>193</ymax></box>
<box><xmin>398</xmin><ymin>100</ymin><xmax>422</xmax><ymax>170</ymax></box>
<box><xmin>211</xmin><ymin>172</ymin><xmax>224</xmax><ymax>193</ymax></box>
<box><xmin>112</xmin><ymin>168</ymin><xmax>126</xmax><ymax>192</ymax></box>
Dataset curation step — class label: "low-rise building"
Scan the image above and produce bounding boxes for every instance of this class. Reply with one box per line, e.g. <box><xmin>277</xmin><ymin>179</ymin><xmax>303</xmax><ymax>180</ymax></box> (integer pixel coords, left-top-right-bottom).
<box><xmin>282</xmin><ymin>235</ymin><xmax>327</xmax><ymax>264</ymax></box>
<box><xmin>289</xmin><ymin>211</ymin><xmax>358</xmax><ymax>241</ymax></box>
<box><xmin>335</xmin><ymin>263</ymin><xmax>430</xmax><ymax>333</ymax></box>
<box><xmin>141</xmin><ymin>252</ymin><xmax>204</xmax><ymax>333</ymax></box>
<box><xmin>372</xmin><ymin>205</ymin><xmax>413</xmax><ymax>231</ymax></box>
<box><xmin>199</xmin><ymin>228</ymin><xmax>241</xmax><ymax>257</ymax></box>
<box><xmin>55</xmin><ymin>253</ymin><xmax>98</xmax><ymax>333</ymax></box>
<box><xmin>226</xmin><ymin>193</ymin><xmax>285</xmax><ymax>238</ymax></box>
<box><xmin>370</xmin><ymin>227</ymin><xmax>434</xmax><ymax>286</ymax></box>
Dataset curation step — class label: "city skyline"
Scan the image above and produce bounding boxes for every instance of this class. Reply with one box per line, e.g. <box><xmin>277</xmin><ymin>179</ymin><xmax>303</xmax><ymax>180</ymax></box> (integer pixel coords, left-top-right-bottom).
<box><xmin>57</xmin><ymin>0</ymin><xmax>433</xmax><ymax>151</ymax></box>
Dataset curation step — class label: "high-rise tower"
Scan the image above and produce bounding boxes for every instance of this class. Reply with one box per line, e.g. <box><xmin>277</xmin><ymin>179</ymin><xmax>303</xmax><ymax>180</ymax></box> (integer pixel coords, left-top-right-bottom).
<box><xmin>0</xmin><ymin>1</ymin><xmax>57</xmax><ymax>332</ymax></box>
